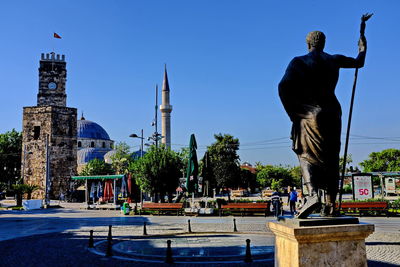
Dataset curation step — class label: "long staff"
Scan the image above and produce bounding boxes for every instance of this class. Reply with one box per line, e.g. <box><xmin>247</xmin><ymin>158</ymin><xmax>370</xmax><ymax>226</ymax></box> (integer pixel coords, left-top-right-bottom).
<box><xmin>338</xmin><ymin>13</ymin><xmax>373</xmax><ymax>213</ymax></box>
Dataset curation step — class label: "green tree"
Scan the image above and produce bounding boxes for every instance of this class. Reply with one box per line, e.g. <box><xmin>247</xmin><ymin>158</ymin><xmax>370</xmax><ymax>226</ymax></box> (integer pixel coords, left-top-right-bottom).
<box><xmin>360</xmin><ymin>149</ymin><xmax>400</xmax><ymax>172</ymax></box>
<box><xmin>271</xmin><ymin>179</ymin><xmax>283</xmax><ymax>191</ymax></box>
<box><xmin>339</xmin><ymin>154</ymin><xmax>359</xmax><ymax>173</ymax></box>
<box><xmin>206</xmin><ymin>134</ymin><xmax>241</xmax><ymax>191</ymax></box>
<box><xmin>111</xmin><ymin>142</ymin><xmax>132</xmax><ymax>174</ymax></box>
<box><xmin>24</xmin><ymin>184</ymin><xmax>40</xmax><ymax>200</ymax></box>
<box><xmin>289</xmin><ymin>166</ymin><xmax>302</xmax><ymax>188</ymax></box>
<box><xmin>12</xmin><ymin>184</ymin><xmax>26</xmax><ymax>207</ymax></box>
<box><xmin>178</xmin><ymin>147</ymin><xmax>190</xmax><ymax>178</ymax></box>
<box><xmin>0</xmin><ymin>129</ymin><xmax>22</xmax><ymax>187</ymax></box>
<box><xmin>79</xmin><ymin>158</ymin><xmax>114</xmax><ymax>176</ymax></box>
<box><xmin>129</xmin><ymin>145</ymin><xmax>182</xmax><ymax>202</ymax></box>
<box><xmin>256</xmin><ymin>164</ymin><xmax>296</xmax><ymax>189</ymax></box>
<box><xmin>239</xmin><ymin>168</ymin><xmax>257</xmax><ymax>192</ymax></box>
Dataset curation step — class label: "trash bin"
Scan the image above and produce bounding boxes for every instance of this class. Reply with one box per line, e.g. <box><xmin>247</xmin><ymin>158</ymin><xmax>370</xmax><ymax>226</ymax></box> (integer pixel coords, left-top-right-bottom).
<box><xmin>121</xmin><ymin>202</ymin><xmax>130</xmax><ymax>215</ymax></box>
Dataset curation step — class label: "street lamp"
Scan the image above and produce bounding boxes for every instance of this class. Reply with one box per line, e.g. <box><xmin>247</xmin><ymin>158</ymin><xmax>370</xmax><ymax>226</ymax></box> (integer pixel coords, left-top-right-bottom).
<box><xmin>129</xmin><ymin>129</ymin><xmax>144</xmax><ymax>158</ymax></box>
<box><xmin>129</xmin><ymin>129</ymin><xmax>145</xmax><ymax>206</ymax></box>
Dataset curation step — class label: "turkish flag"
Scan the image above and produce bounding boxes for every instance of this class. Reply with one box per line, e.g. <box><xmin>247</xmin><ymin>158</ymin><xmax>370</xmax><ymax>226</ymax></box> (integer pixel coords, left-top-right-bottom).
<box><xmin>53</xmin><ymin>32</ymin><xmax>62</xmax><ymax>39</ymax></box>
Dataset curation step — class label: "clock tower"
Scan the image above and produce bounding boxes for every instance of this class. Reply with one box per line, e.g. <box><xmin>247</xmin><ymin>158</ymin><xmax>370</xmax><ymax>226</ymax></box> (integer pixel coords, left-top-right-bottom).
<box><xmin>22</xmin><ymin>52</ymin><xmax>77</xmax><ymax>200</ymax></box>
<box><xmin>37</xmin><ymin>53</ymin><xmax>67</xmax><ymax>106</ymax></box>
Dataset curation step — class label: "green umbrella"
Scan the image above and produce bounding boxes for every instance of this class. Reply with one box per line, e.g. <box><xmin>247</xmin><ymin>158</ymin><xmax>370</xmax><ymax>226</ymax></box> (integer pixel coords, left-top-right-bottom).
<box><xmin>185</xmin><ymin>134</ymin><xmax>198</xmax><ymax>194</ymax></box>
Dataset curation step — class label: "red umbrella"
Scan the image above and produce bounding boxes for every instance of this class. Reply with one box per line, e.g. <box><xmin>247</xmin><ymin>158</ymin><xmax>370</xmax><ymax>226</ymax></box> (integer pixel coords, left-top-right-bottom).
<box><xmin>103</xmin><ymin>180</ymin><xmax>114</xmax><ymax>202</ymax></box>
<box><xmin>127</xmin><ymin>173</ymin><xmax>132</xmax><ymax>203</ymax></box>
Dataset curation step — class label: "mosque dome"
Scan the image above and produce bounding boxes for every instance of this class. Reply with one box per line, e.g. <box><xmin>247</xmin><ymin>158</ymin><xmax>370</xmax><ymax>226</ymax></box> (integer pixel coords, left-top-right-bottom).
<box><xmin>77</xmin><ymin>148</ymin><xmax>111</xmax><ymax>165</ymax></box>
<box><xmin>77</xmin><ymin>119</ymin><xmax>110</xmax><ymax>140</ymax></box>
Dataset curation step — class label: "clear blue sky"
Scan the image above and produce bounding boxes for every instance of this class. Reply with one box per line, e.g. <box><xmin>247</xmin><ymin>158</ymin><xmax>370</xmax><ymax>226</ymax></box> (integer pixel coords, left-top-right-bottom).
<box><xmin>0</xmin><ymin>1</ymin><xmax>399</xmax><ymax>167</ymax></box>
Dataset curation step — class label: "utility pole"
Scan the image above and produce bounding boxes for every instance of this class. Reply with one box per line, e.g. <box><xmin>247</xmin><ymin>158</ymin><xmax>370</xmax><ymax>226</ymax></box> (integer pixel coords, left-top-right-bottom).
<box><xmin>44</xmin><ymin>134</ymin><xmax>50</xmax><ymax>208</ymax></box>
<box><xmin>155</xmin><ymin>84</ymin><xmax>158</xmax><ymax>148</ymax></box>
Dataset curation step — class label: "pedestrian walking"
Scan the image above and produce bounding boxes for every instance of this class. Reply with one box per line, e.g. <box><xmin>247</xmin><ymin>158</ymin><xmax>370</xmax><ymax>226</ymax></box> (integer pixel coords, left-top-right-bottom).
<box><xmin>288</xmin><ymin>187</ymin><xmax>298</xmax><ymax>215</ymax></box>
<box><xmin>271</xmin><ymin>189</ymin><xmax>281</xmax><ymax>218</ymax></box>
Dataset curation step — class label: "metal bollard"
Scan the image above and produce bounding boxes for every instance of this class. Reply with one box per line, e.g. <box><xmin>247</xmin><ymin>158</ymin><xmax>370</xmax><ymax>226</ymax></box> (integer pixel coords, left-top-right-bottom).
<box><xmin>244</xmin><ymin>239</ymin><xmax>252</xmax><ymax>263</ymax></box>
<box><xmin>188</xmin><ymin>219</ymin><xmax>192</xmax><ymax>233</ymax></box>
<box><xmin>143</xmin><ymin>221</ymin><xmax>148</xmax><ymax>236</ymax></box>
<box><xmin>88</xmin><ymin>230</ymin><xmax>94</xmax><ymax>248</ymax></box>
<box><xmin>165</xmin><ymin>240</ymin><xmax>173</xmax><ymax>264</ymax></box>
<box><xmin>233</xmin><ymin>218</ymin><xmax>238</xmax><ymax>232</ymax></box>
<box><xmin>106</xmin><ymin>225</ymin><xmax>113</xmax><ymax>257</ymax></box>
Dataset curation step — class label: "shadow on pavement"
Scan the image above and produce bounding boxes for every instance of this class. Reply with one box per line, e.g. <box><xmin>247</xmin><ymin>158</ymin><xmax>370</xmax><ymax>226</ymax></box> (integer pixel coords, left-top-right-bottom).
<box><xmin>0</xmin><ymin>232</ymin><xmax>274</xmax><ymax>267</ymax></box>
<box><xmin>368</xmin><ymin>260</ymin><xmax>399</xmax><ymax>267</ymax></box>
<box><xmin>366</xmin><ymin>241</ymin><xmax>400</xmax><ymax>246</ymax></box>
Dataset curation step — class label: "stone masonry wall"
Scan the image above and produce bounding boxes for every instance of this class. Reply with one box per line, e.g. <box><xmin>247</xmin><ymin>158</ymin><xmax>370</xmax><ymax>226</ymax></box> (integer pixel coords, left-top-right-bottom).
<box><xmin>22</xmin><ymin>106</ymin><xmax>77</xmax><ymax>199</ymax></box>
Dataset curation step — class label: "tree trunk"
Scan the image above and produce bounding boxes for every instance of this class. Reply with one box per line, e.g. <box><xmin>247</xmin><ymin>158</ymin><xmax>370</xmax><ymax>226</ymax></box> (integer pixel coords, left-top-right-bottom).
<box><xmin>153</xmin><ymin>192</ymin><xmax>158</xmax><ymax>203</ymax></box>
<box><xmin>167</xmin><ymin>192</ymin><xmax>173</xmax><ymax>203</ymax></box>
<box><xmin>16</xmin><ymin>193</ymin><xmax>23</xmax><ymax>207</ymax></box>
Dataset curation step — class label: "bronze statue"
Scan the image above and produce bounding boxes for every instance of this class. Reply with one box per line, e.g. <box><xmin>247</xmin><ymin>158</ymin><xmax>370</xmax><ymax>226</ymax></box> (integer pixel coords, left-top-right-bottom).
<box><xmin>279</xmin><ymin>14</ymin><xmax>372</xmax><ymax>218</ymax></box>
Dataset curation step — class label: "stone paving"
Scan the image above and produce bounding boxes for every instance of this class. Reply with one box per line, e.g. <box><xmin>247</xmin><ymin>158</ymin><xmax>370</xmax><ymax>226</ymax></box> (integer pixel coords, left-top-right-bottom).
<box><xmin>0</xmin><ymin>201</ymin><xmax>399</xmax><ymax>266</ymax></box>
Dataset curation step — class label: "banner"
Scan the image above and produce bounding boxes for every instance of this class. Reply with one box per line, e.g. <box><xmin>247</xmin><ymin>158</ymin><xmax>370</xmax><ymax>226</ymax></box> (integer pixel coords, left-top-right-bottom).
<box><xmin>352</xmin><ymin>174</ymin><xmax>373</xmax><ymax>200</ymax></box>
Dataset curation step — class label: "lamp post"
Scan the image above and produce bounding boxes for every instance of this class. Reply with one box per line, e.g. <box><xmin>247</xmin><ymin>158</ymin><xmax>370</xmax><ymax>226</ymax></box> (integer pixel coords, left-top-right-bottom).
<box><xmin>44</xmin><ymin>134</ymin><xmax>50</xmax><ymax>208</ymax></box>
<box><xmin>129</xmin><ymin>129</ymin><xmax>145</xmax><ymax>205</ymax></box>
<box><xmin>129</xmin><ymin>129</ymin><xmax>144</xmax><ymax>157</ymax></box>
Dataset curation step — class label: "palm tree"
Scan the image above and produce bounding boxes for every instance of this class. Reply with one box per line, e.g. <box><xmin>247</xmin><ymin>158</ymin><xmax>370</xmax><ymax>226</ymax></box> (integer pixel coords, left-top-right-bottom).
<box><xmin>12</xmin><ymin>184</ymin><xmax>26</xmax><ymax>207</ymax></box>
<box><xmin>24</xmin><ymin>185</ymin><xmax>40</xmax><ymax>200</ymax></box>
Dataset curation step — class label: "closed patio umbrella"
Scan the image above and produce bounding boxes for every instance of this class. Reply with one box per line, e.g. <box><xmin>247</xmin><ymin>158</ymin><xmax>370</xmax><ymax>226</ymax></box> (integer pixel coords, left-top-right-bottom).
<box><xmin>185</xmin><ymin>134</ymin><xmax>199</xmax><ymax>194</ymax></box>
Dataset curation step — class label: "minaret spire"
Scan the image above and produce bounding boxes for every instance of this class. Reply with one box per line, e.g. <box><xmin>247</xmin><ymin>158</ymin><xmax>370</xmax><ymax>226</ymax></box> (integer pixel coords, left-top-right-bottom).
<box><xmin>162</xmin><ymin>64</ymin><xmax>170</xmax><ymax>92</ymax></box>
<box><xmin>160</xmin><ymin>65</ymin><xmax>173</xmax><ymax>149</ymax></box>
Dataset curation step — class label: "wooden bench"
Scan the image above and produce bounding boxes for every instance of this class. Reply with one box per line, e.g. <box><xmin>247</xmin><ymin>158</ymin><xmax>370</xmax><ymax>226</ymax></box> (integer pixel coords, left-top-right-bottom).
<box><xmin>262</xmin><ymin>190</ymin><xmax>273</xmax><ymax>198</ymax></box>
<box><xmin>220</xmin><ymin>203</ymin><xmax>270</xmax><ymax>217</ymax></box>
<box><xmin>231</xmin><ymin>189</ymin><xmax>248</xmax><ymax>197</ymax></box>
<box><xmin>338</xmin><ymin>201</ymin><xmax>389</xmax><ymax>216</ymax></box>
<box><xmin>140</xmin><ymin>203</ymin><xmax>184</xmax><ymax>216</ymax></box>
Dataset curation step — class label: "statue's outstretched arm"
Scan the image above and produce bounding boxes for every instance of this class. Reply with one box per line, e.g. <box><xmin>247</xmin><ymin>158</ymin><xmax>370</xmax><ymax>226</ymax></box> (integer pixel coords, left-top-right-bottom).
<box><xmin>337</xmin><ymin>13</ymin><xmax>372</xmax><ymax>69</ymax></box>
<box><xmin>335</xmin><ymin>36</ymin><xmax>366</xmax><ymax>69</ymax></box>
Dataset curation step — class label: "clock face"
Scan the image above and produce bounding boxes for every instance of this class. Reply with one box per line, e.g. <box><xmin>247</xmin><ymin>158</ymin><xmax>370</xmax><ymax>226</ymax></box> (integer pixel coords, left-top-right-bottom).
<box><xmin>48</xmin><ymin>82</ymin><xmax>57</xmax><ymax>90</ymax></box>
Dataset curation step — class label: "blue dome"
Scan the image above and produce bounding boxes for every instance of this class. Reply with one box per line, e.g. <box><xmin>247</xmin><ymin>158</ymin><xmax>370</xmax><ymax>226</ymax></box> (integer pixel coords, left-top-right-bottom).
<box><xmin>77</xmin><ymin>148</ymin><xmax>111</xmax><ymax>164</ymax></box>
<box><xmin>78</xmin><ymin>119</ymin><xmax>110</xmax><ymax>140</ymax></box>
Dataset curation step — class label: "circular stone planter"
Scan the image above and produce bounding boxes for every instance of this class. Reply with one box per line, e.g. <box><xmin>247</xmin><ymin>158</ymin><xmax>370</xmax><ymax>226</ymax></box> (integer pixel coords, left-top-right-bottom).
<box><xmin>91</xmin><ymin>233</ymin><xmax>274</xmax><ymax>264</ymax></box>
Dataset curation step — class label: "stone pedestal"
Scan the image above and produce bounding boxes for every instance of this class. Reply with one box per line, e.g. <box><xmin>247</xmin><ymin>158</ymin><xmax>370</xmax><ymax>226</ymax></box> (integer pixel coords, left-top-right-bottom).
<box><xmin>269</xmin><ymin>220</ymin><xmax>374</xmax><ymax>267</ymax></box>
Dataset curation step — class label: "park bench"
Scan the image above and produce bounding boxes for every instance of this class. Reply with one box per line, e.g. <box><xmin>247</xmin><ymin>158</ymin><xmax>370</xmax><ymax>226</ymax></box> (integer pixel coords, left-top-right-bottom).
<box><xmin>140</xmin><ymin>203</ymin><xmax>183</xmax><ymax>216</ymax></box>
<box><xmin>338</xmin><ymin>201</ymin><xmax>389</xmax><ymax>216</ymax></box>
<box><xmin>220</xmin><ymin>202</ymin><xmax>270</xmax><ymax>217</ymax></box>
<box><xmin>262</xmin><ymin>189</ymin><xmax>273</xmax><ymax>198</ymax></box>
<box><xmin>231</xmin><ymin>189</ymin><xmax>248</xmax><ymax>197</ymax></box>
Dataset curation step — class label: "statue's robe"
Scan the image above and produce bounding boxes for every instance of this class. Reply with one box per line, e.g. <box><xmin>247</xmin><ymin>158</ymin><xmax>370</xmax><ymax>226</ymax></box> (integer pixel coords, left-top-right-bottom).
<box><xmin>279</xmin><ymin>50</ymin><xmax>362</xmax><ymax>203</ymax></box>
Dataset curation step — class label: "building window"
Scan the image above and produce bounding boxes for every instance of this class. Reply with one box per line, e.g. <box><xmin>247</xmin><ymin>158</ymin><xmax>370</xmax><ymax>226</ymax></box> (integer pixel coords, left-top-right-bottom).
<box><xmin>90</xmin><ymin>141</ymin><xmax>95</xmax><ymax>148</ymax></box>
<box><xmin>33</xmin><ymin>126</ymin><xmax>40</xmax><ymax>140</ymax></box>
<box><xmin>78</xmin><ymin>141</ymin><xmax>82</xmax><ymax>148</ymax></box>
<box><xmin>102</xmin><ymin>142</ymin><xmax>105</xmax><ymax>148</ymax></box>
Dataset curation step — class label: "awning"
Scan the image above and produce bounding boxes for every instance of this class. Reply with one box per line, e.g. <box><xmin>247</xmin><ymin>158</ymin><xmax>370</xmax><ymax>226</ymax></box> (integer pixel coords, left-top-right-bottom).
<box><xmin>71</xmin><ymin>175</ymin><xmax>124</xmax><ymax>180</ymax></box>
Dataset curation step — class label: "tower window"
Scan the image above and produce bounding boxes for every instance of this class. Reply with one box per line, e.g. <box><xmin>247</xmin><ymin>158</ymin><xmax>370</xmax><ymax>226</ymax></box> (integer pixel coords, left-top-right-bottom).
<box><xmin>90</xmin><ymin>141</ymin><xmax>95</xmax><ymax>148</ymax></box>
<box><xmin>33</xmin><ymin>126</ymin><xmax>40</xmax><ymax>140</ymax></box>
<box><xmin>102</xmin><ymin>142</ymin><xmax>105</xmax><ymax>148</ymax></box>
<box><xmin>78</xmin><ymin>141</ymin><xmax>82</xmax><ymax>148</ymax></box>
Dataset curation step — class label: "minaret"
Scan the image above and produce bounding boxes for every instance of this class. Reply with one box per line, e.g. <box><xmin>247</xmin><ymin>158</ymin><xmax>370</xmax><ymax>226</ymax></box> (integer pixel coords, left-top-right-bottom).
<box><xmin>160</xmin><ymin>65</ymin><xmax>173</xmax><ymax>148</ymax></box>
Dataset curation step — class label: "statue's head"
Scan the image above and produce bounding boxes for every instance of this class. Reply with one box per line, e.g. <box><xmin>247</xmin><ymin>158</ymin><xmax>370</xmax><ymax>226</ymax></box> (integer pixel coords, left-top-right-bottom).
<box><xmin>306</xmin><ymin>31</ymin><xmax>325</xmax><ymax>52</ymax></box>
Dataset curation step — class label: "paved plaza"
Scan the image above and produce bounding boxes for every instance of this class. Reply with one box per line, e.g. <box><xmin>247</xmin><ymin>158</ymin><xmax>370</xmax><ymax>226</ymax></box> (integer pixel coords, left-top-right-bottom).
<box><xmin>0</xmin><ymin>201</ymin><xmax>399</xmax><ymax>266</ymax></box>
